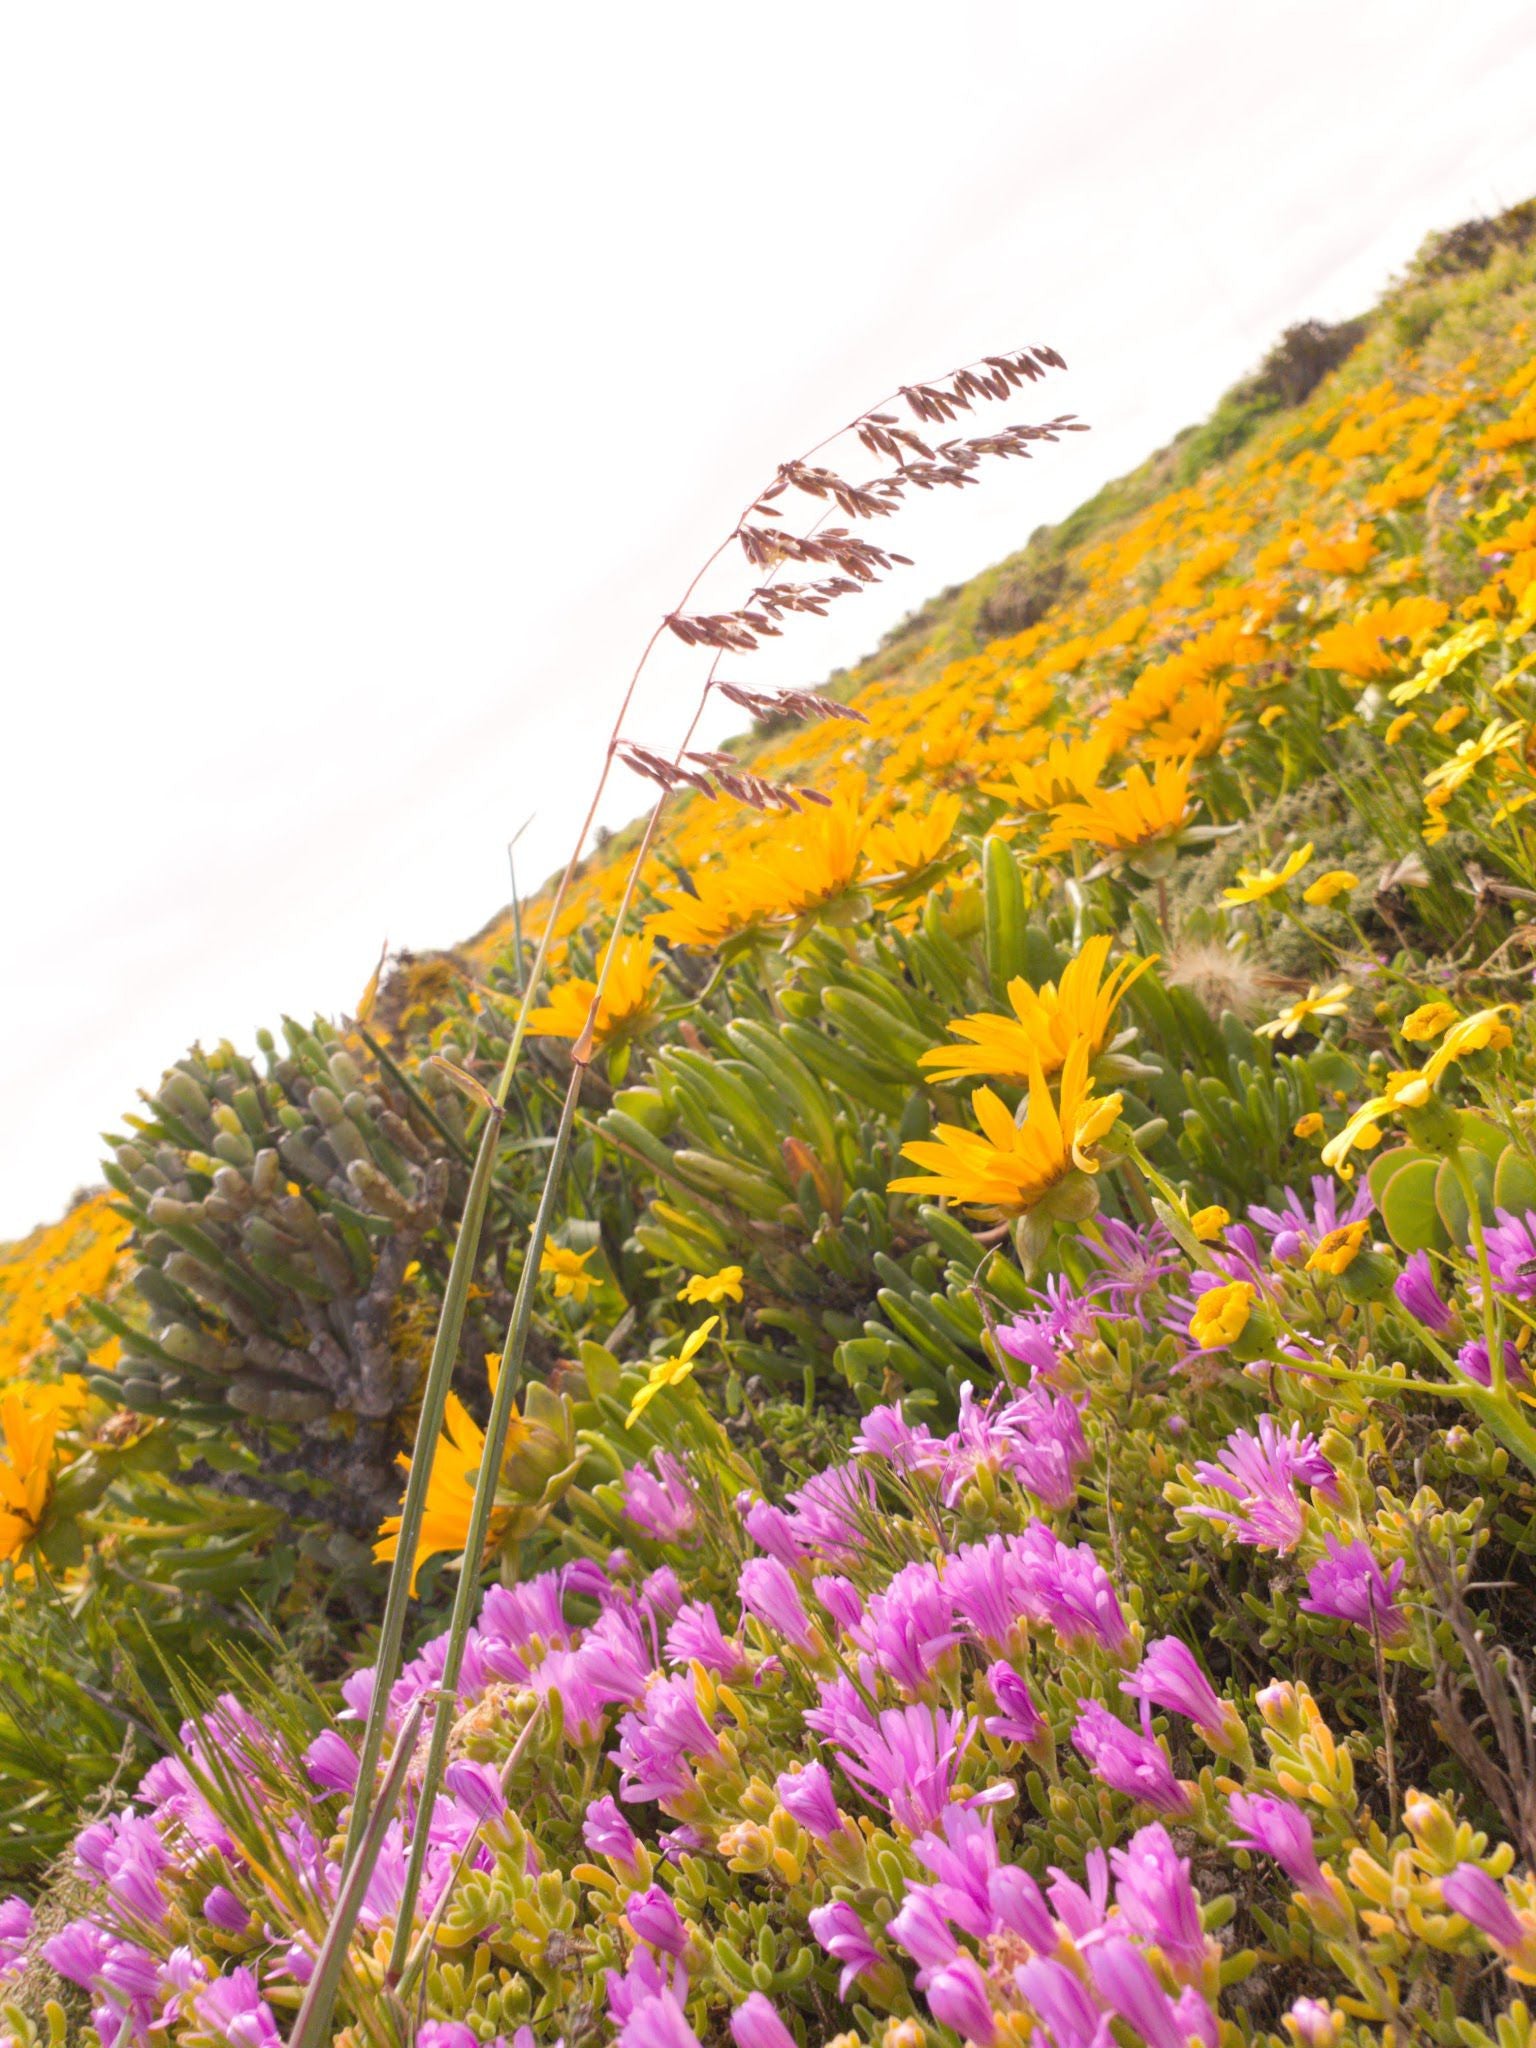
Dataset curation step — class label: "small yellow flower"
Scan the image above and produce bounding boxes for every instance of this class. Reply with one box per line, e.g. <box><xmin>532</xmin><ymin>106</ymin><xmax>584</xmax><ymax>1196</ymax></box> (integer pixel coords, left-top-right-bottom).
<box><xmin>1436</xmin><ymin>1006</ymin><xmax>1515</xmax><ymax>1063</ymax></box>
<box><xmin>627</xmin><ymin>1317</ymin><xmax>720</xmax><ymax>1429</ymax></box>
<box><xmin>1401</xmin><ymin>1002</ymin><xmax>1459</xmax><ymax>1043</ymax></box>
<box><xmin>1294</xmin><ymin>1112</ymin><xmax>1325</xmax><ymax>1139</ymax></box>
<box><xmin>1423</xmin><ymin>716</ymin><xmax>1525</xmax><ymax>797</ymax></box>
<box><xmin>1432</xmin><ymin>703</ymin><xmax>1470</xmax><ymax>736</ymax></box>
<box><xmin>1302</xmin><ymin>870</ymin><xmax>1358</xmax><ymax>906</ymax></box>
<box><xmin>678</xmin><ymin>1265</ymin><xmax>745</xmax><ymax>1306</ymax></box>
<box><xmin>1190</xmin><ymin>1205</ymin><xmax>1230</xmax><ymax>1242</ymax></box>
<box><xmin>1258</xmin><ymin>982</ymin><xmax>1352</xmax><ymax>1041</ymax></box>
<box><xmin>1317</xmin><ymin>1016</ymin><xmax>1511</xmax><ymax>1173</ymax></box>
<box><xmin>1383</xmin><ymin>712</ymin><xmax>1418</xmax><ymax>746</ymax></box>
<box><xmin>1306</xmin><ymin>1220</ymin><xmax>1370</xmax><ymax>1276</ymax></box>
<box><xmin>540</xmin><ymin>1244</ymin><xmax>597</xmax><ymax>1303</ymax></box>
<box><xmin>1222</xmin><ymin>843</ymin><xmax>1313</xmax><ymax>907</ymax></box>
<box><xmin>1258</xmin><ymin>704</ymin><xmax>1288</xmax><ymax>730</ymax></box>
<box><xmin>1189</xmin><ymin>1281</ymin><xmax>1256</xmax><ymax>1352</ymax></box>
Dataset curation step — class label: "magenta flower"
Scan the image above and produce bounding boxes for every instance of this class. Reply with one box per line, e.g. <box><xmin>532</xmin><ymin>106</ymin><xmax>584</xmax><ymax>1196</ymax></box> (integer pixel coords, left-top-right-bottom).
<box><xmin>1442</xmin><ymin>1864</ymin><xmax>1534</xmax><ymax>1959</ymax></box>
<box><xmin>739</xmin><ymin>1558</ymin><xmax>816</xmax><ymax>1651</ymax></box>
<box><xmin>623</xmin><ymin>1451</ymin><xmax>697</xmax><ymax>1541</ymax></box>
<box><xmin>1287</xmin><ymin>1999</ymin><xmax>1342</xmax><ymax>2046</ymax></box>
<box><xmin>615</xmin><ymin>1676</ymin><xmax>721</xmax><ymax>1806</ymax></box>
<box><xmin>1046</xmin><ymin>1847</ymin><xmax>1110</xmax><ymax>1939</ymax></box>
<box><xmin>617</xmin><ymin>1987</ymin><xmax>703</xmax><ymax>2048</ymax></box>
<box><xmin>304</xmin><ymin>1729</ymin><xmax>361</xmax><ymax>1796</ymax></box>
<box><xmin>851</xmin><ymin>1403</ymin><xmax>936</xmax><ymax>1469</ymax></box>
<box><xmin>201</xmin><ymin>1885</ymin><xmax>251</xmax><ymax>1935</ymax></box>
<box><xmin>982</xmin><ymin>1662</ymin><xmax>1046</xmax><ymax>1747</ymax></box>
<box><xmin>803</xmin><ymin>1675</ymin><xmax>876</xmax><ymax>1753</ymax></box>
<box><xmin>995</xmin><ymin>1274</ymin><xmax>1101</xmax><ymax>1379</ymax></box>
<box><xmin>729</xmin><ymin>1993</ymin><xmax>796</xmax><ymax>2048</ymax></box>
<box><xmin>534</xmin><ymin>1650</ymin><xmax>610</xmax><ymax>1747</ymax></box>
<box><xmin>1082</xmin><ymin>1216</ymin><xmax>1179</xmax><ymax>1314</ymax></box>
<box><xmin>910</xmin><ymin>1805</ymin><xmax>1007</xmax><ymax>1942</ymax></box>
<box><xmin>741</xmin><ymin>1497</ymin><xmax>808</xmax><ymax>1565</ymax></box>
<box><xmin>442</xmin><ymin>1759</ymin><xmax>505</xmax><ymax>1828</ymax></box>
<box><xmin>784</xmin><ymin>1462</ymin><xmax>877</xmax><ymax>1564</ymax></box>
<box><xmin>808</xmin><ymin>1898</ymin><xmax>885</xmax><ymax>1997</ymax></box>
<box><xmin>1486</xmin><ymin>1209</ymin><xmax>1536</xmax><ymax>1300</ymax></box>
<box><xmin>1013</xmin><ymin>1956</ymin><xmax>1108</xmax><ymax>2048</ymax></box>
<box><xmin>1109</xmin><ymin>1824</ymin><xmax>1207</xmax><ymax>1976</ymax></box>
<box><xmin>0</xmin><ymin>1896</ymin><xmax>31</xmax><ymax>1979</ymax></box>
<box><xmin>946</xmin><ymin>1536</ymin><xmax>1030</xmax><ymax>1650</ymax></box>
<box><xmin>835</xmin><ymin>1704</ymin><xmax>978</xmax><ymax>1834</ymax></box>
<box><xmin>996</xmin><ymin>1385</ymin><xmax>1090</xmax><ymax>1509</ymax></box>
<box><xmin>1121</xmin><ymin>1637</ymin><xmax>1236</xmax><ymax>1749</ymax></box>
<box><xmin>1301</xmin><ymin>1535</ymin><xmax>1408</xmax><ymax>1643</ymax></box>
<box><xmin>1456</xmin><ymin>1336</ymin><xmax>1524</xmax><ymax>1387</ymax></box>
<box><xmin>1394</xmin><ymin>1249</ymin><xmax>1454</xmax><ymax>1333</ymax></box>
<box><xmin>607</xmin><ymin>1949</ymin><xmax>690</xmax><ymax>2026</ymax></box>
<box><xmin>584</xmin><ymin>1796</ymin><xmax>643</xmax><ymax>1873</ymax></box>
<box><xmin>666</xmin><ymin>1600</ymin><xmax>748</xmax><ymax>1679</ymax></box>
<box><xmin>1189</xmin><ymin>1415</ymin><xmax>1335</xmax><ymax>1553</ymax></box>
<box><xmin>1071</xmin><ymin>1702</ymin><xmax>1190</xmax><ymax>1816</ymax></box>
<box><xmin>1227</xmin><ymin>1791</ymin><xmax>1326</xmax><ymax>1894</ymax></box>
<box><xmin>1013</xmin><ymin>1523</ymin><xmax>1132</xmax><ymax>1654</ymax></box>
<box><xmin>812</xmin><ymin>1573</ymin><xmax>865</xmax><ymax>1634</ymax></box>
<box><xmin>926</xmin><ymin>1953</ymin><xmax>998</xmax><ymax>2044</ymax></box>
<box><xmin>853</xmin><ymin>1561</ymin><xmax>961</xmax><ymax>1695</ymax></box>
<box><xmin>918</xmin><ymin>1382</ymin><xmax>1089</xmax><ymax>1510</ymax></box>
<box><xmin>887</xmin><ymin>1884</ymin><xmax>962</xmax><ymax>1975</ymax></box>
<box><xmin>775</xmin><ymin>1764</ymin><xmax>844</xmax><ymax>1842</ymax></box>
<box><xmin>194</xmin><ymin>1968</ymin><xmax>284</xmax><ymax>2048</ymax></box>
<box><xmin>627</xmin><ymin>1886</ymin><xmax>689</xmax><ymax>1957</ymax></box>
<box><xmin>1089</xmin><ymin>1936</ymin><xmax>1217</xmax><ymax>2048</ymax></box>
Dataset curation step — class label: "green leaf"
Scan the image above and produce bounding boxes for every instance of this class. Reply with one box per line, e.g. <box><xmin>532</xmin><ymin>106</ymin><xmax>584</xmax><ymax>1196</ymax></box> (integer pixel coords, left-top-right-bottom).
<box><xmin>1435</xmin><ymin>1147</ymin><xmax>1498</xmax><ymax>1245</ymax></box>
<box><xmin>1378</xmin><ymin>1155</ymin><xmax>1447</xmax><ymax>1252</ymax></box>
<box><xmin>1494</xmin><ymin>1145</ymin><xmax>1536</xmax><ymax>1216</ymax></box>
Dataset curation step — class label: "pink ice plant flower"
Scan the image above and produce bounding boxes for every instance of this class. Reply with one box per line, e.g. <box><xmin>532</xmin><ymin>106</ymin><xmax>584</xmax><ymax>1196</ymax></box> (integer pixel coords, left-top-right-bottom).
<box><xmin>1189</xmin><ymin>1414</ymin><xmax>1337</xmax><ymax>1552</ymax></box>
<box><xmin>1301</xmin><ymin>1534</ymin><xmax>1408</xmax><ymax>1643</ymax></box>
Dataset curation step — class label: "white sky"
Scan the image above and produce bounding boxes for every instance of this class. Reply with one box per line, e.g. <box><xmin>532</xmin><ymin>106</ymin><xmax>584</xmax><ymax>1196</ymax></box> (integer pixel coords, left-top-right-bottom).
<box><xmin>5</xmin><ymin>0</ymin><xmax>1536</xmax><ymax>1239</ymax></box>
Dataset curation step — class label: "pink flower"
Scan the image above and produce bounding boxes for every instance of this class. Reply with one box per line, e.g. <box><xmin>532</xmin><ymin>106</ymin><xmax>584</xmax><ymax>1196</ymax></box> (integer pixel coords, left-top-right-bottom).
<box><xmin>1121</xmin><ymin>1637</ymin><xmax>1238</xmax><ymax>1750</ymax></box>
<box><xmin>834</xmin><ymin>1704</ymin><xmax>979</xmax><ymax>1834</ymax></box>
<box><xmin>1071</xmin><ymin>1703</ymin><xmax>1190</xmax><ymax>1816</ymax></box>
<box><xmin>1190</xmin><ymin>1416</ymin><xmax>1335</xmax><ymax>1553</ymax></box>
<box><xmin>1301</xmin><ymin>1535</ymin><xmax>1407</xmax><ymax>1643</ymax></box>
<box><xmin>1227</xmin><ymin>1791</ymin><xmax>1326</xmax><ymax>1895</ymax></box>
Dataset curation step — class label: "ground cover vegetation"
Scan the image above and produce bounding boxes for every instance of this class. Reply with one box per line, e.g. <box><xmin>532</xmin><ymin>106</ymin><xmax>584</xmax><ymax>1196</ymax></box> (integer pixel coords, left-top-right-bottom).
<box><xmin>6</xmin><ymin>202</ymin><xmax>1536</xmax><ymax>2047</ymax></box>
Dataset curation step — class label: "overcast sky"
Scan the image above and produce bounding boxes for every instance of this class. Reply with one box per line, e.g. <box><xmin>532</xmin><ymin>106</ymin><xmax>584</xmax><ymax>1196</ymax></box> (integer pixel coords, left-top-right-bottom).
<box><xmin>5</xmin><ymin>1</ymin><xmax>1536</xmax><ymax>1239</ymax></box>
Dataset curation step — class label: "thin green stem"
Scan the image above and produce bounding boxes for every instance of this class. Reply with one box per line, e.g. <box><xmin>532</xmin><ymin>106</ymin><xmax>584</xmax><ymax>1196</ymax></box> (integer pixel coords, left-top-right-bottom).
<box><xmin>385</xmin><ymin>1074</ymin><xmax>584</xmax><ymax>1971</ymax></box>
<box><xmin>1451</xmin><ymin>1152</ymin><xmax>1506</xmax><ymax>1398</ymax></box>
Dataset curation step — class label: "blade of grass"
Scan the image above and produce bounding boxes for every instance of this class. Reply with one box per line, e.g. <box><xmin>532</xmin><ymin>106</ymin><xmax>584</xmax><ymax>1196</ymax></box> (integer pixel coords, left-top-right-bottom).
<box><xmin>288</xmin><ymin>1692</ymin><xmax>426</xmax><ymax>2048</ymax></box>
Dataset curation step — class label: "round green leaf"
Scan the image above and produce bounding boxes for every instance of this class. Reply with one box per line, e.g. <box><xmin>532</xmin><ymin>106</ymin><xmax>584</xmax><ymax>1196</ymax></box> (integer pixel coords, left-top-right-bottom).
<box><xmin>1378</xmin><ymin>1155</ymin><xmax>1448</xmax><ymax>1252</ymax></box>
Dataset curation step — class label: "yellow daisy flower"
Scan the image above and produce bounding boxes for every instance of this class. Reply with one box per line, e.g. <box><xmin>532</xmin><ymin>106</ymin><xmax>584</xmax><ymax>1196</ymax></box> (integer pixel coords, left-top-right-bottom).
<box><xmin>918</xmin><ymin>936</ymin><xmax>1153</xmax><ymax>1086</ymax></box>
<box><xmin>1302</xmin><ymin>870</ymin><xmax>1358</xmax><ymax>906</ymax></box>
<box><xmin>892</xmin><ymin>1039</ymin><xmax>1123</xmax><ymax>1218</ymax></box>
<box><xmin>1189</xmin><ymin>1281</ymin><xmax>1256</xmax><ymax>1351</ymax></box>
<box><xmin>1258</xmin><ymin>982</ymin><xmax>1351</xmax><ymax>1040</ymax></box>
<box><xmin>1401</xmin><ymin>1002</ymin><xmax>1458</xmax><ymax>1043</ymax></box>
<box><xmin>678</xmin><ymin>1266</ymin><xmax>745</xmax><ymax>1306</ymax></box>
<box><xmin>1222</xmin><ymin>843</ymin><xmax>1313</xmax><ymax>907</ymax></box>
<box><xmin>1306</xmin><ymin>1221</ymin><xmax>1369</xmax><ymax>1276</ymax></box>
<box><xmin>627</xmin><ymin>1316</ymin><xmax>720</xmax><ymax>1429</ymax></box>
<box><xmin>541</xmin><ymin>1244</ymin><xmax>598</xmax><ymax>1303</ymax></box>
